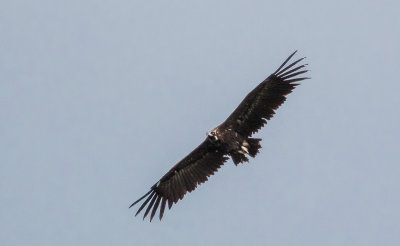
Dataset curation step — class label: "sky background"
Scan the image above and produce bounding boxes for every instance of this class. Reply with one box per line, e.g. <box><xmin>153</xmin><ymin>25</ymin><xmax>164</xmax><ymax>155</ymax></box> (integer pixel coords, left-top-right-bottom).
<box><xmin>1</xmin><ymin>0</ymin><xmax>399</xmax><ymax>245</ymax></box>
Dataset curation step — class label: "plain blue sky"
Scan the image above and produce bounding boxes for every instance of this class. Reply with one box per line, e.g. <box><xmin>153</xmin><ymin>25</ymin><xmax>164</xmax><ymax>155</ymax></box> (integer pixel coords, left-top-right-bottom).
<box><xmin>1</xmin><ymin>0</ymin><xmax>399</xmax><ymax>245</ymax></box>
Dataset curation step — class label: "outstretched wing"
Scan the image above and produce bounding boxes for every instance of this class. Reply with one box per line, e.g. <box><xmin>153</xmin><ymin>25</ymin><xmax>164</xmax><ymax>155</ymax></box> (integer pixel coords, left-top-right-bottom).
<box><xmin>220</xmin><ymin>51</ymin><xmax>309</xmax><ymax>136</ymax></box>
<box><xmin>130</xmin><ymin>140</ymin><xmax>229</xmax><ymax>221</ymax></box>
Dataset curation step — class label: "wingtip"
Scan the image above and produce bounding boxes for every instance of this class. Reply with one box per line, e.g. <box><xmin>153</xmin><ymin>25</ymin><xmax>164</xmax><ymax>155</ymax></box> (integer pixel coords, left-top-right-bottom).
<box><xmin>290</xmin><ymin>50</ymin><xmax>299</xmax><ymax>58</ymax></box>
<box><xmin>129</xmin><ymin>189</ymin><xmax>153</xmax><ymax>209</ymax></box>
<box><xmin>273</xmin><ymin>50</ymin><xmax>301</xmax><ymax>75</ymax></box>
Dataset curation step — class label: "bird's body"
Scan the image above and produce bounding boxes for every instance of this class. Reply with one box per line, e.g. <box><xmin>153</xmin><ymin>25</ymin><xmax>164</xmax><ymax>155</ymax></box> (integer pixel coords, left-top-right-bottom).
<box><xmin>208</xmin><ymin>126</ymin><xmax>261</xmax><ymax>164</ymax></box>
<box><xmin>130</xmin><ymin>51</ymin><xmax>309</xmax><ymax>221</ymax></box>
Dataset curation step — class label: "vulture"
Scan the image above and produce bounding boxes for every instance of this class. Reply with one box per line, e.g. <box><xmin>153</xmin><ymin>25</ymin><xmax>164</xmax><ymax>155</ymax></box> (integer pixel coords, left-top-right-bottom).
<box><xmin>130</xmin><ymin>51</ymin><xmax>309</xmax><ymax>221</ymax></box>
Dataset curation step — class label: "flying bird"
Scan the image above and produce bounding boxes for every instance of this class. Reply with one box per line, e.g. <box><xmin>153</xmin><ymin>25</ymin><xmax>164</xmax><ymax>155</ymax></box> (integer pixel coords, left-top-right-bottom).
<box><xmin>130</xmin><ymin>51</ymin><xmax>309</xmax><ymax>221</ymax></box>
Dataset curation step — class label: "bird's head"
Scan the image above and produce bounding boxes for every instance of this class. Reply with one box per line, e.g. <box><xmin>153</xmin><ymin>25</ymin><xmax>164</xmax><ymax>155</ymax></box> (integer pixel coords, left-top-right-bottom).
<box><xmin>207</xmin><ymin>130</ymin><xmax>219</xmax><ymax>142</ymax></box>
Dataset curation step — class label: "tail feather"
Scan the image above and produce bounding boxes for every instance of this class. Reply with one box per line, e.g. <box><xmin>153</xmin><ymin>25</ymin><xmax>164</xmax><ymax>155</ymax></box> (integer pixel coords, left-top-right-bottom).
<box><xmin>247</xmin><ymin>138</ymin><xmax>262</xmax><ymax>157</ymax></box>
<box><xmin>231</xmin><ymin>153</ymin><xmax>249</xmax><ymax>165</ymax></box>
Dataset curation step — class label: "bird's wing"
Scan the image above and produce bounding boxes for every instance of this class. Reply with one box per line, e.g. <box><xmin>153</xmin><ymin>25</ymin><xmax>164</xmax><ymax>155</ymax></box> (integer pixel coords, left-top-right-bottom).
<box><xmin>130</xmin><ymin>139</ymin><xmax>229</xmax><ymax>221</ymax></box>
<box><xmin>219</xmin><ymin>51</ymin><xmax>309</xmax><ymax>137</ymax></box>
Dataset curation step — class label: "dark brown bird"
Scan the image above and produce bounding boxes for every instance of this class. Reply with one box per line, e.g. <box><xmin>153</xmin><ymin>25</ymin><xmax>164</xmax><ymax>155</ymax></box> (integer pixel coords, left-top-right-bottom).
<box><xmin>130</xmin><ymin>51</ymin><xmax>309</xmax><ymax>221</ymax></box>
